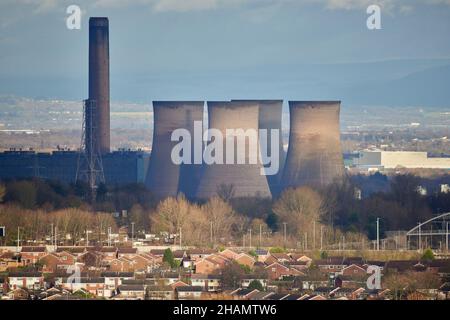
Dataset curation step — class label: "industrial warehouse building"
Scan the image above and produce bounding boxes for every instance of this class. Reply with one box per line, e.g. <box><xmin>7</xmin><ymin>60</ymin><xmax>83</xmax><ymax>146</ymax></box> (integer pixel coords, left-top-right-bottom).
<box><xmin>0</xmin><ymin>149</ymin><xmax>150</xmax><ymax>185</ymax></box>
<box><xmin>354</xmin><ymin>151</ymin><xmax>450</xmax><ymax>171</ymax></box>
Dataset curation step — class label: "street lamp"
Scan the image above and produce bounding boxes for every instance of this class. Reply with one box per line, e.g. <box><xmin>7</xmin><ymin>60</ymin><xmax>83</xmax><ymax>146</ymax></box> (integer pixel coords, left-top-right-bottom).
<box><xmin>376</xmin><ymin>218</ymin><xmax>380</xmax><ymax>251</ymax></box>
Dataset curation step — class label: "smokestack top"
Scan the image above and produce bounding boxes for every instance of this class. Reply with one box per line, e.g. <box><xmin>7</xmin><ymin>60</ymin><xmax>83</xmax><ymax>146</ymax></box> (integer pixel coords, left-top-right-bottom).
<box><xmin>89</xmin><ymin>17</ymin><xmax>109</xmax><ymax>27</ymax></box>
<box><xmin>208</xmin><ymin>101</ymin><xmax>260</xmax><ymax>110</ymax></box>
<box><xmin>289</xmin><ymin>101</ymin><xmax>341</xmax><ymax>108</ymax></box>
<box><xmin>232</xmin><ymin>99</ymin><xmax>283</xmax><ymax>104</ymax></box>
<box><xmin>153</xmin><ymin>101</ymin><xmax>204</xmax><ymax>109</ymax></box>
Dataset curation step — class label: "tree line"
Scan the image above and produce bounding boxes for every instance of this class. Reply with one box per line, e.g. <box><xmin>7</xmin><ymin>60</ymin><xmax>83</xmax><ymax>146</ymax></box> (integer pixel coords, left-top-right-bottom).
<box><xmin>0</xmin><ymin>172</ymin><xmax>449</xmax><ymax>247</ymax></box>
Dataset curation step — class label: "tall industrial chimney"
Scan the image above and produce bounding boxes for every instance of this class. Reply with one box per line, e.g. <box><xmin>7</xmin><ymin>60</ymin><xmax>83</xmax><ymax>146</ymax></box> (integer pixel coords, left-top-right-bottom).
<box><xmin>232</xmin><ymin>100</ymin><xmax>286</xmax><ymax>196</ymax></box>
<box><xmin>88</xmin><ymin>17</ymin><xmax>110</xmax><ymax>154</ymax></box>
<box><xmin>195</xmin><ymin>101</ymin><xmax>272</xmax><ymax>200</ymax></box>
<box><xmin>281</xmin><ymin>101</ymin><xmax>344</xmax><ymax>190</ymax></box>
<box><xmin>145</xmin><ymin>101</ymin><xmax>204</xmax><ymax>199</ymax></box>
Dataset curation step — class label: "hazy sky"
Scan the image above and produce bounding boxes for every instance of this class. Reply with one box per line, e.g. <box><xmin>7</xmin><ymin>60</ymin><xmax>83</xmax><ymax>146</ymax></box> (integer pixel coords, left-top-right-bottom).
<box><xmin>1</xmin><ymin>0</ymin><xmax>450</xmax><ymax>103</ymax></box>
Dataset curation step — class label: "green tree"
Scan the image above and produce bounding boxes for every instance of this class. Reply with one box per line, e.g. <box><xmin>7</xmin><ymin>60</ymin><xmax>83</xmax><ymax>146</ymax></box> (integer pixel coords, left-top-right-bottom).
<box><xmin>320</xmin><ymin>251</ymin><xmax>328</xmax><ymax>259</ymax></box>
<box><xmin>163</xmin><ymin>248</ymin><xmax>177</xmax><ymax>268</ymax></box>
<box><xmin>421</xmin><ymin>248</ymin><xmax>435</xmax><ymax>261</ymax></box>
<box><xmin>248</xmin><ymin>280</ymin><xmax>264</xmax><ymax>291</ymax></box>
<box><xmin>269</xmin><ymin>247</ymin><xmax>285</xmax><ymax>253</ymax></box>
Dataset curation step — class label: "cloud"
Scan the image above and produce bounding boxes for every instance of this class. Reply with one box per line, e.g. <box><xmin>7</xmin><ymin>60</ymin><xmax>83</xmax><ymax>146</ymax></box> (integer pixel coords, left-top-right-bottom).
<box><xmin>0</xmin><ymin>0</ymin><xmax>59</xmax><ymax>14</ymax></box>
<box><xmin>3</xmin><ymin>0</ymin><xmax>450</xmax><ymax>15</ymax></box>
<box><xmin>92</xmin><ymin>0</ymin><xmax>250</xmax><ymax>12</ymax></box>
<box><xmin>153</xmin><ymin>0</ymin><xmax>217</xmax><ymax>12</ymax></box>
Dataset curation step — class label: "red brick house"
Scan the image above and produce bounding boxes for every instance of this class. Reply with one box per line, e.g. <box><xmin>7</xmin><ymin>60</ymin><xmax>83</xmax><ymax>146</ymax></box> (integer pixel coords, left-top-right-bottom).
<box><xmin>20</xmin><ymin>247</ymin><xmax>47</xmax><ymax>264</ymax></box>
<box><xmin>341</xmin><ymin>264</ymin><xmax>367</xmax><ymax>277</ymax></box>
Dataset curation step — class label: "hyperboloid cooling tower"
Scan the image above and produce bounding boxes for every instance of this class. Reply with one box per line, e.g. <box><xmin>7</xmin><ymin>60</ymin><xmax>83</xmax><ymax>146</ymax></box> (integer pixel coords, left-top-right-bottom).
<box><xmin>281</xmin><ymin>101</ymin><xmax>344</xmax><ymax>190</ymax></box>
<box><xmin>145</xmin><ymin>101</ymin><xmax>204</xmax><ymax>199</ymax></box>
<box><xmin>88</xmin><ymin>17</ymin><xmax>110</xmax><ymax>154</ymax></box>
<box><xmin>195</xmin><ymin>101</ymin><xmax>272</xmax><ymax>200</ymax></box>
<box><xmin>232</xmin><ymin>100</ymin><xmax>286</xmax><ymax>196</ymax></box>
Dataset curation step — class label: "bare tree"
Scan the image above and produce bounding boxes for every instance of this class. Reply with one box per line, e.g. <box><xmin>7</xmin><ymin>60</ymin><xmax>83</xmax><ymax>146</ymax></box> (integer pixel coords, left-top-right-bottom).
<box><xmin>202</xmin><ymin>197</ymin><xmax>237</xmax><ymax>244</ymax></box>
<box><xmin>216</xmin><ymin>184</ymin><xmax>235</xmax><ymax>202</ymax></box>
<box><xmin>273</xmin><ymin>187</ymin><xmax>324</xmax><ymax>238</ymax></box>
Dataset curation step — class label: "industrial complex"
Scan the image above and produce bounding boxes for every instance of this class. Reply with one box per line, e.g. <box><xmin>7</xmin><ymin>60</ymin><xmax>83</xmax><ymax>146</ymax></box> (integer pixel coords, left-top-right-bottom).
<box><xmin>353</xmin><ymin>150</ymin><xmax>450</xmax><ymax>172</ymax></box>
<box><xmin>0</xmin><ymin>16</ymin><xmax>349</xmax><ymax>200</ymax></box>
<box><xmin>1</xmin><ymin>16</ymin><xmax>448</xmax><ymax>200</ymax></box>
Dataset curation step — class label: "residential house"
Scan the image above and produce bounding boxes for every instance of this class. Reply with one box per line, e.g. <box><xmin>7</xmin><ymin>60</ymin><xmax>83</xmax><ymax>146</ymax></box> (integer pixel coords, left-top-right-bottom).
<box><xmin>77</xmin><ymin>251</ymin><xmax>103</xmax><ymax>270</ymax></box>
<box><xmin>130</xmin><ymin>254</ymin><xmax>158</xmax><ymax>272</ymax></box>
<box><xmin>220</xmin><ymin>249</ymin><xmax>240</xmax><ymax>260</ymax></box>
<box><xmin>20</xmin><ymin>247</ymin><xmax>47</xmax><ymax>264</ymax></box>
<box><xmin>102</xmin><ymin>272</ymin><xmax>134</xmax><ymax>290</ymax></box>
<box><xmin>281</xmin><ymin>294</ymin><xmax>304</xmax><ymax>300</ymax></box>
<box><xmin>234</xmin><ymin>253</ymin><xmax>255</xmax><ymax>268</ymax></box>
<box><xmin>56</xmin><ymin>247</ymin><xmax>87</xmax><ymax>257</ymax></box>
<box><xmin>108</xmin><ymin>257</ymin><xmax>134</xmax><ymax>272</ymax></box>
<box><xmin>254</xmin><ymin>249</ymin><xmax>270</xmax><ymax>263</ymax></box>
<box><xmin>39</xmin><ymin>252</ymin><xmax>75</xmax><ymax>273</ymax></box>
<box><xmin>241</xmin><ymin>275</ymin><xmax>268</xmax><ymax>289</ymax></box>
<box><xmin>187</xmin><ymin>249</ymin><xmax>215</xmax><ymax>261</ymax></box>
<box><xmin>8</xmin><ymin>271</ymin><xmax>44</xmax><ymax>290</ymax></box>
<box><xmin>315</xmin><ymin>257</ymin><xmax>347</xmax><ymax>273</ymax></box>
<box><xmin>173</xmin><ymin>250</ymin><xmax>187</xmax><ymax>262</ymax></box>
<box><xmin>0</xmin><ymin>251</ymin><xmax>22</xmax><ymax>271</ymax></box>
<box><xmin>117</xmin><ymin>247</ymin><xmax>138</xmax><ymax>259</ymax></box>
<box><xmin>100</xmin><ymin>247</ymin><xmax>118</xmax><ymax>260</ymax></box>
<box><xmin>270</xmin><ymin>253</ymin><xmax>292</xmax><ymax>264</ymax></box>
<box><xmin>265</xmin><ymin>293</ymin><xmax>290</xmax><ymax>300</ymax></box>
<box><xmin>0</xmin><ymin>277</ymin><xmax>6</xmax><ymax>294</ymax></box>
<box><xmin>195</xmin><ymin>257</ymin><xmax>225</xmax><ymax>275</ymax></box>
<box><xmin>438</xmin><ymin>282</ymin><xmax>450</xmax><ymax>300</ymax></box>
<box><xmin>170</xmin><ymin>280</ymin><xmax>189</xmax><ymax>290</ymax></box>
<box><xmin>230</xmin><ymin>288</ymin><xmax>260</xmax><ymax>300</ymax></box>
<box><xmin>7</xmin><ymin>287</ymin><xmax>30</xmax><ymax>300</ymax></box>
<box><xmin>340</xmin><ymin>264</ymin><xmax>367</xmax><ymax>277</ymax></box>
<box><xmin>191</xmin><ymin>274</ymin><xmax>221</xmax><ymax>292</ymax></box>
<box><xmin>291</xmin><ymin>254</ymin><xmax>313</xmax><ymax>264</ymax></box>
<box><xmin>61</xmin><ymin>277</ymin><xmax>105</xmax><ymax>296</ymax></box>
<box><xmin>116</xmin><ymin>284</ymin><xmax>145</xmax><ymax>300</ymax></box>
<box><xmin>176</xmin><ymin>286</ymin><xmax>204</xmax><ymax>300</ymax></box>
<box><xmin>384</xmin><ymin>260</ymin><xmax>421</xmax><ymax>273</ymax></box>
<box><xmin>249</xmin><ymin>291</ymin><xmax>274</xmax><ymax>300</ymax></box>
<box><xmin>147</xmin><ymin>285</ymin><xmax>175</xmax><ymax>300</ymax></box>
<box><xmin>265</xmin><ymin>262</ymin><xmax>303</xmax><ymax>280</ymax></box>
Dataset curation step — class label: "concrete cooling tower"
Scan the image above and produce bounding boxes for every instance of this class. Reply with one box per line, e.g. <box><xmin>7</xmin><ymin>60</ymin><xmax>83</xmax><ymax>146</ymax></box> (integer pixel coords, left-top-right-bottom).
<box><xmin>195</xmin><ymin>101</ymin><xmax>272</xmax><ymax>200</ymax></box>
<box><xmin>145</xmin><ymin>101</ymin><xmax>204</xmax><ymax>199</ymax></box>
<box><xmin>232</xmin><ymin>100</ymin><xmax>286</xmax><ymax>196</ymax></box>
<box><xmin>281</xmin><ymin>101</ymin><xmax>344</xmax><ymax>190</ymax></box>
<box><xmin>88</xmin><ymin>17</ymin><xmax>110</xmax><ymax>154</ymax></box>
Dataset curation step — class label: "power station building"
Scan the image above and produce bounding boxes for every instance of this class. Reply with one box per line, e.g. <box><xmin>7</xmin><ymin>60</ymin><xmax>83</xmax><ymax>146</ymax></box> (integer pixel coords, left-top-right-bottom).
<box><xmin>281</xmin><ymin>101</ymin><xmax>344</xmax><ymax>190</ymax></box>
<box><xmin>0</xmin><ymin>17</ymin><xmax>149</xmax><ymax>188</ymax></box>
<box><xmin>0</xmin><ymin>16</ymin><xmax>348</xmax><ymax>199</ymax></box>
<box><xmin>0</xmin><ymin>149</ymin><xmax>149</xmax><ymax>185</ymax></box>
<box><xmin>195</xmin><ymin>101</ymin><xmax>272</xmax><ymax>199</ymax></box>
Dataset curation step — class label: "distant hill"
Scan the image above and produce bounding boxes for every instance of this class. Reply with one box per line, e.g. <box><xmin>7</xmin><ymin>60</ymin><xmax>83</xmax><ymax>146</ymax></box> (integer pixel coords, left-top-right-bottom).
<box><xmin>0</xmin><ymin>59</ymin><xmax>449</xmax><ymax>108</ymax></box>
<box><xmin>346</xmin><ymin>64</ymin><xmax>450</xmax><ymax>107</ymax></box>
